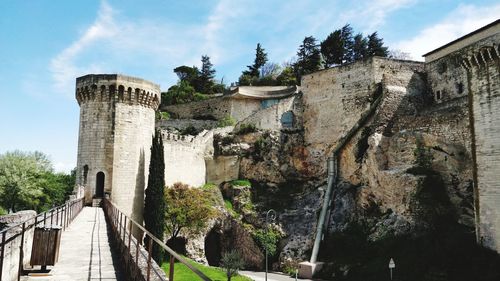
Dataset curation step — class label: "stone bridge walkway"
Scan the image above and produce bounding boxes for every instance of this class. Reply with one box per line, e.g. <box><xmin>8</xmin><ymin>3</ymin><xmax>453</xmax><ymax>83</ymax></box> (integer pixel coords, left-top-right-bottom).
<box><xmin>22</xmin><ymin>207</ymin><xmax>124</xmax><ymax>281</ymax></box>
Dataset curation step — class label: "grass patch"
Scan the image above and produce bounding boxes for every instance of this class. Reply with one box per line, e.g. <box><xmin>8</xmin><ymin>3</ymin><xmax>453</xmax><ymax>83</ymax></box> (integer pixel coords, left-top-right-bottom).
<box><xmin>224</xmin><ymin>200</ymin><xmax>238</xmax><ymax>217</ymax></box>
<box><xmin>230</xmin><ymin>179</ymin><xmax>251</xmax><ymax>187</ymax></box>
<box><xmin>161</xmin><ymin>258</ymin><xmax>252</xmax><ymax>281</ymax></box>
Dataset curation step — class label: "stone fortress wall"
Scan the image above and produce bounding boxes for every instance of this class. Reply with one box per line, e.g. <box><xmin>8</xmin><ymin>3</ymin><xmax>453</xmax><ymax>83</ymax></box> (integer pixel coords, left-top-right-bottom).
<box><xmin>75</xmin><ymin>20</ymin><xmax>499</xmax><ymax>253</ymax></box>
<box><xmin>75</xmin><ymin>74</ymin><xmax>160</xmax><ymax>223</ymax></box>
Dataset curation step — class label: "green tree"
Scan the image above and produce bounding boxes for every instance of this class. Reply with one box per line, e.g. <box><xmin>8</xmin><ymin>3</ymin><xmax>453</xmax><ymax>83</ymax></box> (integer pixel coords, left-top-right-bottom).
<box><xmin>221</xmin><ymin>250</ymin><xmax>245</xmax><ymax>281</ymax></box>
<box><xmin>164</xmin><ymin>182</ymin><xmax>215</xmax><ymax>241</ymax></box>
<box><xmin>38</xmin><ymin>170</ymin><xmax>76</xmax><ymax>211</ymax></box>
<box><xmin>367</xmin><ymin>32</ymin><xmax>389</xmax><ymax>57</ymax></box>
<box><xmin>321</xmin><ymin>24</ymin><xmax>354</xmax><ymax>67</ymax></box>
<box><xmin>173</xmin><ymin>65</ymin><xmax>199</xmax><ymax>84</ymax></box>
<box><xmin>0</xmin><ymin>151</ymin><xmax>52</xmax><ymax>212</ymax></box>
<box><xmin>294</xmin><ymin>36</ymin><xmax>322</xmax><ymax>82</ymax></box>
<box><xmin>352</xmin><ymin>33</ymin><xmax>368</xmax><ymax>61</ymax></box>
<box><xmin>161</xmin><ymin>80</ymin><xmax>207</xmax><ymax>106</ymax></box>
<box><xmin>276</xmin><ymin>66</ymin><xmax>297</xmax><ymax>86</ymax></box>
<box><xmin>199</xmin><ymin>55</ymin><xmax>216</xmax><ymax>94</ymax></box>
<box><xmin>243</xmin><ymin>43</ymin><xmax>268</xmax><ymax>78</ymax></box>
<box><xmin>144</xmin><ymin>130</ymin><xmax>166</xmax><ymax>263</ymax></box>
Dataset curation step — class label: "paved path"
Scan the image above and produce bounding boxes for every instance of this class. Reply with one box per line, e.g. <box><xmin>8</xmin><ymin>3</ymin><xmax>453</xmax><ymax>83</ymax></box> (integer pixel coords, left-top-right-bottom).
<box><xmin>22</xmin><ymin>207</ymin><xmax>123</xmax><ymax>281</ymax></box>
<box><xmin>241</xmin><ymin>271</ymin><xmax>311</xmax><ymax>281</ymax></box>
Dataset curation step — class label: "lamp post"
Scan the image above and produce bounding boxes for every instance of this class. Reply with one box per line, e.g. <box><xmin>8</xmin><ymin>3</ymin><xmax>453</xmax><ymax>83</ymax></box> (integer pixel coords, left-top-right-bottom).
<box><xmin>265</xmin><ymin>209</ymin><xmax>276</xmax><ymax>281</ymax></box>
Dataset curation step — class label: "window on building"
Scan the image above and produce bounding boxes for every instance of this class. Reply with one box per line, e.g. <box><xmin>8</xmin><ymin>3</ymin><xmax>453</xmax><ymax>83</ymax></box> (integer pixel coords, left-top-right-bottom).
<box><xmin>281</xmin><ymin>111</ymin><xmax>294</xmax><ymax>128</ymax></box>
<box><xmin>435</xmin><ymin>90</ymin><xmax>442</xmax><ymax>101</ymax></box>
<box><xmin>456</xmin><ymin>82</ymin><xmax>464</xmax><ymax>94</ymax></box>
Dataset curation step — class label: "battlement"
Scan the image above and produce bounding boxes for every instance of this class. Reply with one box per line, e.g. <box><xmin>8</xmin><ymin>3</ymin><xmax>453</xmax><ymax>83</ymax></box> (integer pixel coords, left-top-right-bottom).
<box><xmin>75</xmin><ymin>74</ymin><xmax>161</xmax><ymax>110</ymax></box>
<box><xmin>461</xmin><ymin>45</ymin><xmax>500</xmax><ymax>70</ymax></box>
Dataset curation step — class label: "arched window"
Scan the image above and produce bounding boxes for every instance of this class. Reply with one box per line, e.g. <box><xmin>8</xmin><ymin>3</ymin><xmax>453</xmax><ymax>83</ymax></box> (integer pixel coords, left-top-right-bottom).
<box><xmin>95</xmin><ymin>172</ymin><xmax>105</xmax><ymax>198</ymax></box>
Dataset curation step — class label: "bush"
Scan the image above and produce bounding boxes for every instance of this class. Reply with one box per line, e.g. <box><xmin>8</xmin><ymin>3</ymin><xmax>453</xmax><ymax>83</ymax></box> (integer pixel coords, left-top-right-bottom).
<box><xmin>221</xmin><ymin>250</ymin><xmax>245</xmax><ymax>281</ymax></box>
<box><xmin>156</xmin><ymin>111</ymin><xmax>170</xmax><ymax>120</ymax></box>
<box><xmin>253</xmin><ymin>227</ymin><xmax>282</xmax><ymax>256</ymax></box>
<box><xmin>218</xmin><ymin>115</ymin><xmax>236</xmax><ymax>127</ymax></box>
<box><xmin>236</xmin><ymin>124</ymin><xmax>257</xmax><ymax>135</ymax></box>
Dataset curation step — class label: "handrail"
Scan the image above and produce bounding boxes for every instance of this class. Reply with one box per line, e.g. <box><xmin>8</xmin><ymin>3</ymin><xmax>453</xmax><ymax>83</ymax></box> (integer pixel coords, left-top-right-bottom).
<box><xmin>0</xmin><ymin>197</ymin><xmax>84</xmax><ymax>281</ymax></box>
<box><xmin>309</xmin><ymin>83</ymin><xmax>385</xmax><ymax>264</ymax></box>
<box><xmin>102</xmin><ymin>198</ymin><xmax>211</xmax><ymax>281</ymax></box>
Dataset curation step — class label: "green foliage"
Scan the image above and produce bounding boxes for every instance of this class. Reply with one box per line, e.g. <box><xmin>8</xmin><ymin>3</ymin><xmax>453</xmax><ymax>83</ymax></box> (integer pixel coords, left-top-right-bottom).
<box><xmin>230</xmin><ymin>179</ymin><xmax>251</xmax><ymax>187</ymax></box>
<box><xmin>221</xmin><ymin>250</ymin><xmax>245</xmax><ymax>281</ymax></box>
<box><xmin>161</xmin><ymin>257</ymin><xmax>251</xmax><ymax>281</ymax></box>
<box><xmin>156</xmin><ymin>111</ymin><xmax>170</xmax><ymax>120</ymax></box>
<box><xmin>236</xmin><ymin>124</ymin><xmax>257</xmax><ymax>135</ymax></box>
<box><xmin>0</xmin><ymin>150</ymin><xmax>74</xmax><ymax>213</ymax></box>
<box><xmin>253</xmin><ymin>227</ymin><xmax>282</xmax><ymax>256</ymax></box>
<box><xmin>276</xmin><ymin>66</ymin><xmax>297</xmax><ymax>86</ymax></box>
<box><xmin>242</xmin><ymin>43</ymin><xmax>268</xmax><ymax>79</ymax></box>
<box><xmin>282</xmin><ymin>260</ymin><xmax>299</xmax><ymax>277</ymax></box>
<box><xmin>294</xmin><ymin>36</ymin><xmax>322</xmax><ymax>81</ymax></box>
<box><xmin>144</xmin><ymin>130</ymin><xmax>166</xmax><ymax>263</ymax></box>
<box><xmin>253</xmin><ymin>135</ymin><xmax>271</xmax><ymax>159</ymax></box>
<box><xmin>320</xmin><ymin>24</ymin><xmax>388</xmax><ymax>68</ymax></box>
<box><xmin>224</xmin><ymin>200</ymin><xmax>238</xmax><ymax>217</ymax></box>
<box><xmin>367</xmin><ymin>32</ymin><xmax>389</xmax><ymax>57</ymax></box>
<box><xmin>199</xmin><ymin>55</ymin><xmax>216</xmax><ymax>95</ymax></box>
<box><xmin>161</xmin><ymin>80</ymin><xmax>205</xmax><ymax>106</ymax></box>
<box><xmin>164</xmin><ymin>182</ymin><xmax>215</xmax><ymax>240</ymax></box>
<box><xmin>217</xmin><ymin>115</ymin><xmax>236</xmax><ymax>127</ymax></box>
<box><xmin>202</xmin><ymin>183</ymin><xmax>225</xmax><ymax>207</ymax></box>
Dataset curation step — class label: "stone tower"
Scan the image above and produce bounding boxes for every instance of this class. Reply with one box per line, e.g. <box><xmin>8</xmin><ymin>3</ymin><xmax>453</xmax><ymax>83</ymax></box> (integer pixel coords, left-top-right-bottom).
<box><xmin>75</xmin><ymin>74</ymin><xmax>160</xmax><ymax>223</ymax></box>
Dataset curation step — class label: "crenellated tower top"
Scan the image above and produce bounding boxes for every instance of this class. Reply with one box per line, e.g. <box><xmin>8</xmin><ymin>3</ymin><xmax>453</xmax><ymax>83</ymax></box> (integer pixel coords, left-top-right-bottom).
<box><xmin>75</xmin><ymin>74</ymin><xmax>161</xmax><ymax>110</ymax></box>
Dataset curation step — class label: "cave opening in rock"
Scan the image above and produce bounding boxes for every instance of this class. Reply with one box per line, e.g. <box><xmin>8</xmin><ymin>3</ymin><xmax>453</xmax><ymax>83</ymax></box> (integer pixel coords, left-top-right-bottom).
<box><xmin>205</xmin><ymin>227</ymin><xmax>222</xmax><ymax>266</ymax></box>
<box><xmin>166</xmin><ymin>237</ymin><xmax>187</xmax><ymax>255</ymax></box>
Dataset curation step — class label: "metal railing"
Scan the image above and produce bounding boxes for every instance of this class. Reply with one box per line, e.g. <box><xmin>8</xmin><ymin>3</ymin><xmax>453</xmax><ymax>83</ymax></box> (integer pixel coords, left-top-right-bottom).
<box><xmin>0</xmin><ymin>197</ymin><xmax>84</xmax><ymax>281</ymax></box>
<box><xmin>102</xmin><ymin>198</ymin><xmax>211</xmax><ymax>281</ymax></box>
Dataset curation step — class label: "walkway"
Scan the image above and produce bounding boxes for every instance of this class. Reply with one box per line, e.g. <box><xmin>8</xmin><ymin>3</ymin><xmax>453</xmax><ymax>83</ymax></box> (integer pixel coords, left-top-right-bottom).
<box><xmin>22</xmin><ymin>207</ymin><xmax>123</xmax><ymax>281</ymax></box>
<box><xmin>241</xmin><ymin>271</ymin><xmax>311</xmax><ymax>281</ymax></box>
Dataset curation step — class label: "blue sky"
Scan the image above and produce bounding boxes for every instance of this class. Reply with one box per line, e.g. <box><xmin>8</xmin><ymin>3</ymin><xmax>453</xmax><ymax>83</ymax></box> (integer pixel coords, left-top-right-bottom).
<box><xmin>0</xmin><ymin>0</ymin><xmax>499</xmax><ymax>172</ymax></box>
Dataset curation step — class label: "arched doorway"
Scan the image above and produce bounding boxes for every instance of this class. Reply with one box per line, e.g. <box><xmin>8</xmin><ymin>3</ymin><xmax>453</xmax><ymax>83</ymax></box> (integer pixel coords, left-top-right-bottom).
<box><xmin>95</xmin><ymin>172</ymin><xmax>105</xmax><ymax>198</ymax></box>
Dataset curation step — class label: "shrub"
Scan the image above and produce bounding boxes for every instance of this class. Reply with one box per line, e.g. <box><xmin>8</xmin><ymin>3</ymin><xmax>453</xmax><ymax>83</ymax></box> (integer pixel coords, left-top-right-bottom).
<box><xmin>218</xmin><ymin>115</ymin><xmax>236</xmax><ymax>127</ymax></box>
<box><xmin>253</xmin><ymin>227</ymin><xmax>282</xmax><ymax>256</ymax></box>
<box><xmin>156</xmin><ymin>111</ymin><xmax>170</xmax><ymax>120</ymax></box>
<box><xmin>236</xmin><ymin>124</ymin><xmax>257</xmax><ymax>135</ymax></box>
<box><xmin>230</xmin><ymin>179</ymin><xmax>251</xmax><ymax>187</ymax></box>
<box><xmin>221</xmin><ymin>250</ymin><xmax>245</xmax><ymax>281</ymax></box>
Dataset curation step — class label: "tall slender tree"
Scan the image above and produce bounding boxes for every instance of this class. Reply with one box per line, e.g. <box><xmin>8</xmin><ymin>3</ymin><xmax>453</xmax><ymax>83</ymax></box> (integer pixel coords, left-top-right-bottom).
<box><xmin>321</xmin><ymin>24</ymin><xmax>354</xmax><ymax>67</ymax></box>
<box><xmin>144</xmin><ymin>130</ymin><xmax>166</xmax><ymax>263</ymax></box>
<box><xmin>244</xmin><ymin>43</ymin><xmax>268</xmax><ymax>77</ymax></box>
<box><xmin>352</xmin><ymin>33</ymin><xmax>368</xmax><ymax>61</ymax></box>
<box><xmin>199</xmin><ymin>55</ymin><xmax>216</xmax><ymax>94</ymax></box>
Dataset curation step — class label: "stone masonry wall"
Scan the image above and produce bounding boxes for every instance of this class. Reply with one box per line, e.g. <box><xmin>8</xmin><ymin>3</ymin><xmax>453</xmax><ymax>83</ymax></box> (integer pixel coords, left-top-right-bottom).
<box><xmin>301</xmin><ymin>57</ymin><xmax>424</xmax><ymax>178</ymax></box>
<box><xmin>237</xmin><ymin>95</ymin><xmax>297</xmax><ymax>131</ymax></box>
<box><xmin>111</xmin><ymin>103</ymin><xmax>155</xmax><ymax>223</ymax></box>
<box><xmin>466</xmin><ymin>45</ymin><xmax>500</xmax><ymax>251</ymax></box>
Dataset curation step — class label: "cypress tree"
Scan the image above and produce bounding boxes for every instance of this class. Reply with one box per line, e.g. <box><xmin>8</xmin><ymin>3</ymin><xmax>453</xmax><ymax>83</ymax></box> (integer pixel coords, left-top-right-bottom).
<box><xmin>144</xmin><ymin>130</ymin><xmax>166</xmax><ymax>263</ymax></box>
<box><xmin>367</xmin><ymin>32</ymin><xmax>389</xmax><ymax>57</ymax></box>
<box><xmin>295</xmin><ymin>36</ymin><xmax>322</xmax><ymax>81</ymax></box>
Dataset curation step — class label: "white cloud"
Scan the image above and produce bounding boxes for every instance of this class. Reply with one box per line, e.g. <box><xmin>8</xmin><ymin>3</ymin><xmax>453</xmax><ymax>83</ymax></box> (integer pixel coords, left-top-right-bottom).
<box><xmin>395</xmin><ymin>3</ymin><xmax>500</xmax><ymax>60</ymax></box>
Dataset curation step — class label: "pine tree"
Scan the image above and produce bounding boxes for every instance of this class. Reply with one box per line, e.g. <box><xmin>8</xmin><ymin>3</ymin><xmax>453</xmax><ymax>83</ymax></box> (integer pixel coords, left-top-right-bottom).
<box><xmin>144</xmin><ymin>130</ymin><xmax>166</xmax><ymax>263</ymax></box>
<box><xmin>245</xmin><ymin>43</ymin><xmax>268</xmax><ymax>77</ymax></box>
<box><xmin>321</xmin><ymin>24</ymin><xmax>354</xmax><ymax>67</ymax></box>
<box><xmin>295</xmin><ymin>36</ymin><xmax>321</xmax><ymax>82</ymax></box>
<box><xmin>199</xmin><ymin>55</ymin><xmax>216</xmax><ymax>94</ymax></box>
<box><xmin>367</xmin><ymin>32</ymin><xmax>389</xmax><ymax>57</ymax></box>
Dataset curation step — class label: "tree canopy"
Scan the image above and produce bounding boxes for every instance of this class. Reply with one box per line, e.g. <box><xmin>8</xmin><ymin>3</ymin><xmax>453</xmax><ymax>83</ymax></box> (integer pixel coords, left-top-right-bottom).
<box><xmin>320</xmin><ymin>24</ymin><xmax>389</xmax><ymax>67</ymax></box>
<box><xmin>164</xmin><ymin>182</ymin><xmax>215</xmax><ymax>240</ymax></box>
<box><xmin>294</xmin><ymin>36</ymin><xmax>322</xmax><ymax>81</ymax></box>
<box><xmin>0</xmin><ymin>150</ymin><xmax>75</xmax><ymax>213</ymax></box>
